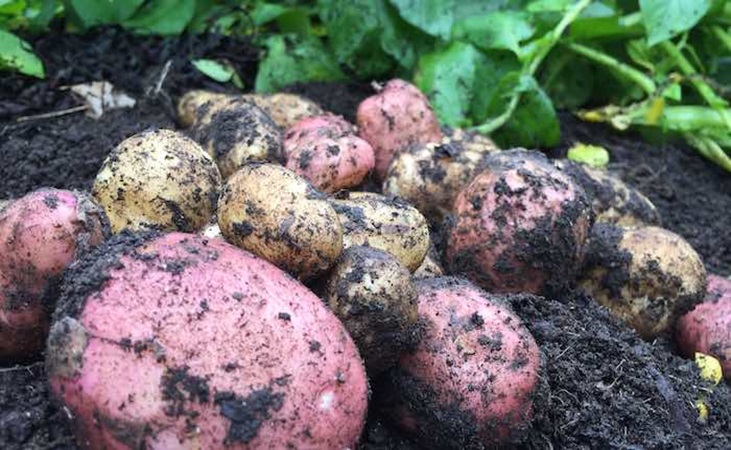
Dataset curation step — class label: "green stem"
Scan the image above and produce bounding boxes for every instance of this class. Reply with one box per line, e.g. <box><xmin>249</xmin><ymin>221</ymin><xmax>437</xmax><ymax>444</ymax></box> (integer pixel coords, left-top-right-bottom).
<box><xmin>659</xmin><ymin>40</ymin><xmax>729</xmax><ymax>110</ymax></box>
<box><xmin>711</xmin><ymin>26</ymin><xmax>731</xmax><ymax>52</ymax></box>
<box><xmin>627</xmin><ymin>106</ymin><xmax>731</xmax><ymax>131</ymax></box>
<box><xmin>684</xmin><ymin>133</ymin><xmax>731</xmax><ymax>172</ymax></box>
<box><xmin>564</xmin><ymin>41</ymin><xmax>656</xmax><ymax>95</ymax></box>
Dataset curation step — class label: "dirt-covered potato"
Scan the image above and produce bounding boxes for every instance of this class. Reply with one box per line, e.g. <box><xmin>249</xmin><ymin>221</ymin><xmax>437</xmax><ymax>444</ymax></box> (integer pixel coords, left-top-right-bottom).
<box><xmin>579</xmin><ymin>224</ymin><xmax>707</xmax><ymax>340</ymax></box>
<box><xmin>190</xmin><ymin>97</ymin><xmax>283</xmax><ymax>178</ymax></box>
<box><xmin>92</xmin><ymin>129</ymin><xmax>221</xmax><ymax>234</ymax></box>
<box><xmin>357</xmin><ymin>79</ymin><xmax>443</xmax><ymax>178</ymax></box>
<box><xmin>243</xmin><ymin>93</ymin><xmax>325</xmax><ymax>130</ymax></box>
<box><xmin>446</xmin><ymin>149</ymin><xmax>594</xmax><ymax>296</ymax></box>
<box><xmin>413</xmin><ymin>244</ymin><xmax>445</xmax><ymax>279</ymax></box>
<box><xmin>379</xmin><ymin>277</ymin><xmax>541</xmax><ymax>448</ymax></box>
<box><xmin>442</xmin><ymin>127</ymin><xmax>500</xmax><ymax>155</ymax></box>
<box><xmin>218</xmin><ymin>163</ymin><xmax>342</xmax><ymax>280</ymax></box>
<box><xmin>176</xmin><ymin>90</ymin><xmax>232</xmax><ymax>127</ymax></box>
<box><xmin>47</xmin><ymin>232</ymin><xmax>369</xmax><ymax>449</ymax></box>
<box><xmin>329</xmin><ymin>192</ymin><xmax>430</xmax><ymax>272</ymax></box>
<box><xmin>324</xmin><ymin>246</ymin><xmax>419</xmax><ymax>374</ymax></box>
<box><xmin>555</xmin><ymin>159</ymin><xmax>661</xmax><ymax>227</ymax></box>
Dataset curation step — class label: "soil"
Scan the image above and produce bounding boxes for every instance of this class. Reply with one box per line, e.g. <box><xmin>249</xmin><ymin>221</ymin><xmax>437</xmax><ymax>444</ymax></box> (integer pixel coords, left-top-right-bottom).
<box><xmin>1</xmin><ymin>27</ymin><xmax>730</xmax><ymax>450</ymax></box>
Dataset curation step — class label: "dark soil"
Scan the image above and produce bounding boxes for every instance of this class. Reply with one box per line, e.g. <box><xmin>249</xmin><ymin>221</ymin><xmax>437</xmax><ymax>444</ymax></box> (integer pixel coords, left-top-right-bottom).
<box><xmin>1</xmin><ymin>28</ymin><xmax>730</xmax><ymax>450</ymax></box>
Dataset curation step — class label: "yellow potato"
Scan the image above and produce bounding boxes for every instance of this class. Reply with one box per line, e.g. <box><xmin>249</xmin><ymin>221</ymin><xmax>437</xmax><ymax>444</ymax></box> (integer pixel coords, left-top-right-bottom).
<box><xmin>413</xmin><ymin>244</ymin><xmax>445</xmax><ymax>279</ymax></box>
<box><xmin>243</xmin><ymin>93</ymin><xmax>325</xmax><ymax>130</ymax></box>
<box><xmin>176</xmin><ymin>90</ymin><xmax>233</xmax><ymax>127</ymax></box>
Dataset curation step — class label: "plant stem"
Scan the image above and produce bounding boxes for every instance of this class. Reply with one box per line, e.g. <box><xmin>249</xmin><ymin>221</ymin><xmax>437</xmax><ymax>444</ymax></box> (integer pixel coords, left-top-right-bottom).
<box><xmin>684</xmin><ymin>133</ymin><xmax>731</xmax><ymax>172</ymax></box>
<box><xmin>711</xmin><ymin>26</ymin><xmax>731</xmax><ymax>52</ymax></box>
<box><xmin>564</xmin><ymin>41</ymin><xmax>656</xmax><ymax>95</ymax></box>
<box><xmin>628</xmin><ymin>105</ymin><xmax>731</xmax><ymax>131</ymax></box>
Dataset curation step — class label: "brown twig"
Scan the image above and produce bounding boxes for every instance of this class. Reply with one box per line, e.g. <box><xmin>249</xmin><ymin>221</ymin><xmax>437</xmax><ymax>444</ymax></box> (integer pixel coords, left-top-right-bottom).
<box><xmin>16</xmin><ymin>105</ymin><xmax>88</xmax><ymax>123</ymax></box>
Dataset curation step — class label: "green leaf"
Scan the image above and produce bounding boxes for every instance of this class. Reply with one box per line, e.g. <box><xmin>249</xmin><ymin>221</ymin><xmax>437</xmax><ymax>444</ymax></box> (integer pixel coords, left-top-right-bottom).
<box><xmin>639</xmin><ymin>0</ymin><xmax>712</xmax><ymax>46</ymax></box>
<box><xmin>542</xmin><ymin>53</ymin><xmax>593</xmax><ymax>109</ymax></box>
<box><xmin>255</xmin><ymin>34</ymin><xmax>345</xmax><ymax>93</ymax></box>
<box><xmin>452</xmin><ymin>11</ymin><xmax>535</xmax><ymax>57</ymax></box>
<box><xmin>0</xmin><ymin>28</ymin><xmax>44</xmax><ymax>77</ymax></box>
<box><xmin>526</xmin><ymin>0</ymin><xmax>574</xmax><ymax>13</ymax></box>
<box><xmin>67</xmin><ymin>0</ymin><xmax>143</xmax><ymax>28</ymax></box>
<box><xmin>389</xmin><ymin>0</ymin><xmax>454</xmax><ymax>40</ymax></box>
<box><xmin>192</xmin><ymin>59</ymin><xmax>243</xmax><ymax>88</ymax></box>
<box><xmin>123</xmin><ymin>0</ymin><xmax>195</xmax><ymax>35</ymax></box>
<box><xmin>567</xmin><ymin>143</ymin><xmax>610</xmax><ymax>167</ymax></box>
<box><xmin>251</xmin><ymin>1</ymin><xmax>291</xmax><ymax>26</ymax></box>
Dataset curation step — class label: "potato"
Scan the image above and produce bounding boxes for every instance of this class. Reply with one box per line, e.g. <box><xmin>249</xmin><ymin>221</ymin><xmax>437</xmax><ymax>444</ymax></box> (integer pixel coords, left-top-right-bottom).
<box><xmin>379</xmin><ymin>277</ymin><xmax>541</xmax><ymax>448</ymax></box>
<box><xmin>676</xmin><ymin>274</ymin><xmax>731</xmax><ymax>379</ymax></box>
<box><xmin>0</xmin><ymin>188</ymin><xmax>108</xmax><ymax>361</ymax></box>
<box><xmin>190</xmin><ymin>97</ymin><xmax>283</xmax><ymax>178</ymax></box>
<box><xmin>0</xmin><ymin>199</ymin><xmax>9</xmax><ymax>211</ymax></box>
<box><xmin>555</xmin><ymin>159</ymin><xmax>661</xmax><ymax>227</ymax></box>
<box><xmin>244</xmin><ymin>93</ymin><xmax>325</xmax><ymax>130</ymax></box>
<box><xmin>329</xmin><ymin>192</ymin><xmax>430</xmax><ymax>272</ymax></box>
<box><xmin>47</xmin><ymin>232</ymin><xmax>369</xmax><ymax>449</ymax></box>
<box><xmin>218</xmin><ymin>163</ymin><xmax>342</xmax><ymax>280</ymax></box>
<box><xmin>284</xmin><ymin>114</ymin><xmax>356</xmax><ymax>143</ymax></box>
<box><xmin>579</xmin><ymin>223</ymin><xmax>707</xmax><ymax>340</ymax></box>
<box><xmin>442</xmin><ymin>126</ymin><xmax>499</xmax><ymax>155</ymax></box>
<box><xmin>324</xmin><ymin>246</ymin><xmax>419</xmax><ymax>374</ymax></box>
<box><xmin>176</xmin><ymin>90</ymin><xmax>232</xmax><ymax>127</ymax></box>
<box><xmin>413</xmin><ymin>244</ymin><xmax>445</xmax><ymax>279</ymax></box>
<box><xmin>357</xmin><ymin>79</ymin><xmax>443</xmax><ymax>178</ymax></box>
<box><xmin>446</xmin><ymin>149</ymin><xmax>594</xmax><ymax>296</ymax></box>
<box><xmin>92</xmin><ymin>129</ymin><xmax>221</xmax><ymax>234</ymax></box>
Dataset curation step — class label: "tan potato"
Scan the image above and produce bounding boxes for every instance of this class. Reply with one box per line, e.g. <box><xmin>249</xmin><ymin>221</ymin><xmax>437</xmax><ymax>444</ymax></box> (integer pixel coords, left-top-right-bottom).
<box><xmin>324</xmin><ymin>246</ymin><xmax>420</xmax><ymax>374</ymax></box>
<box><xmin>413</xmin><ymin>244</ymin><xmax>445</xmax><ymax>279</ymax></box>
<box><xmin>0</xmin><ymin>199</ymin><xmax>9</xmax><ymax>212</ymax></box>
<box><xmin>176</xmin><ymin>90</ymin><xmax>233</xmax><ymax>127</ymax></box>
<box><xmin>218</xmin><ymin>163</ymin><xmax>343</xmax><ymax>280</ymax></box>
<box><xmin>243</xmin><ymin>93</ymin><xmax>325</xmax><ymax>130</ymax></box>
<box><xmin>329</xmin><ymin>192</ymin><xmax>429</xmax><ymax>272</ymax></box>
<box><xmin>442</xmin><ymin>127</ymin><xmax>500</xmax><ymax>154</ymax></box>
<box><xmin>555</xmin><ymin>159</ymin><xmax>661</xmax><ymax>227</ymax></box>
<box><xmin>579</xmin><ymin>224</ymin><xmax>707</xmax><ymax>339</ymax></box>
<box><xmin>92</xmin><ymin>129</ymin><xmax>221</xmax><ymax>234</ymax></box>
<box><xmin>190</xmin><ymin>97</ymin><xmax>283</xmax><ymax>178</ymax></box>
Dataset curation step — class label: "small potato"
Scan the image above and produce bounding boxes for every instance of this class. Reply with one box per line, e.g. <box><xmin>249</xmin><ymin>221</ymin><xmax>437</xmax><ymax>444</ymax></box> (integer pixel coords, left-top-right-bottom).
<box><xmin>244</xmin><ymin>93</ymin><xmax>325</xmax><ymax>130</ymax></box>
<box><xmin>191</xmin><ymin>97</ymin><xmax>283</xmax><ymax>178</ymax></box>
<box><xmin>284</xmin><ymin>114</ymin><xmax>356</xmax><ymax>144</ymax></box>
<box><xmin>579</xmin><ymin>224</ymin><xmax>707</xmax><ymax>340</ymax></box>
<box><xmin>676</xmin><ymin>274</ymin><xmax>731</xmax><ymax>379</ymax></box>
<box><xmin>379</xmin><ymin>277</ymin><xmax>541</xmax><ymax>448</ymax></box>
<box><xmin>325</xmin><ymin>246</ymin><xmax>420</xmax><ymax>374</ymax></box>
<box><xmin>177</xmin><ymin>90</ymin><xmax>232</xmax><ymax>127</ymax></box>
<box><xmin>357</xmin><ymin>79</ymin><xmax>443</xmax><ymax>178</ymax></box>
<box><xmin>413</xmin><ymin>244</ymin><xmax>445</xmax><ymax>280</ymax></box>
<box><xmin>218</xmin><ymin>163</ymin><xmax>343</xmax><ymax>280</ymax></box>
<box><xmin>555</xmin><ymin>159</ymin><xmax>661</xmax><ymax>227</ymax></box>
<box><xmin>442</xmin><ymin>127</ymin><xmax>499</xmax><ymax>155</ymax></box>
<box><xmin>330</xmin><ymin>192</ymin><xmax>430</xmax><ymax>272</ymax></box>
<box><xmin>446</xmin><ymin>149</ymin><xmax>594</xmax><ymax>296</ymax></box>
<box><xmin>92</xmin><ymin>129</ymin><xmax>221</xmax><ymax>234</ymax></box>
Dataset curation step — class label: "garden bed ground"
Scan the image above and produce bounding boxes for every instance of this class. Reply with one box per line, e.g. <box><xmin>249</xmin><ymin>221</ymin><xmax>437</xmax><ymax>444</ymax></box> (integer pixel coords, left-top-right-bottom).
<box><xmin>1</xmin><ymin>28</ymin><xmax>730</xmax><ymax>450</ymax></box>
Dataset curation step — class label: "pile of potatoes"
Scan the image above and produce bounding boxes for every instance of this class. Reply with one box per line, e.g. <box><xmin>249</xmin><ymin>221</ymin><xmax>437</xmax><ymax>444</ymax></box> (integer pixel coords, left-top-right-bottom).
<box><xmin>1</xmin><ymin>78</ymin><xmax>728</xmax><ymax>450</ymax></box>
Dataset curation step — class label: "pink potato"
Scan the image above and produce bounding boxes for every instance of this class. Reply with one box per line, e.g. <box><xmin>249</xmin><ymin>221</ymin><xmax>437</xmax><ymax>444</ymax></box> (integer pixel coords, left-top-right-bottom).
<box><xmin>380</xmin><ymin>277</ymin><xmax>541</xmax><ymax>448</ymax></box>
<box><xmin>283</xmin><ymin>114</ymin><xmax>355</xmax><ymax>145</ymax></box>
<box><xmin>47</xmin><ymin>232</ymin><xmax>369</xmax><ymax>449</ymax></box>
<box><xmin>446</xmin><ymin>149</ymin><xmax>593</xmax><ymax>296</ymax></box>
<box><xmin>0</xmin><ymin>188</ymin><xmax>108</xmax><ymax>361</ymax></box>
<box><xmin>675</xmin><ymin>274</ymin><xmax>731</xmax><ymax>379</ymax></box>
<box><xmin>356</xmin><ymin>79</ymin><xmax>443</xmax><ymax>178</ymax></box>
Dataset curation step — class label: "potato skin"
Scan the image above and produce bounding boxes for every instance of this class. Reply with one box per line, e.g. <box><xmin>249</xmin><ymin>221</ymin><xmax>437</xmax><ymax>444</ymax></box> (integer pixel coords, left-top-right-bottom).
<box><xmin>330</xmin><ymin>192</ymin><xmax>430</xmax><ymax>272</ymax></box>
<box><xmin>176</xmin><ymin>90</ymin><xmax>232</xmax><ymax>127</ymax></box>
<box><xmin>379</xmin><ymin>277</ymin><xmax>541</xmax><ymax>449</ymax></box>
<box><xmin>675</xmin><ymin>275</ymin><xmax>731</xmax><ymax>379</ymax></box>
<box><xmin>244</xmin><ymin>93</ymin><xmax>325</xmax><ymax>130</ymax></box>
<box><xmin>579</xmin><ymin>224</ymin><xmax>707</xmax><ymax>340</ymax></box>
<box><xmin>413</xmin><ymin>244</ymin><xmax>445</xmax><ymax>280</ymax></box>
<box><xmin>191</xmin><ymin>97</ymin><xmax>283</xmax><ymax>177</ymax></box>
<box><xmin>555</xmin><ymin>159</ymin><xmax>661</xmax><ymax>227</ymax></box>
<box><xmin>446</xmin><ymin>150</ymin><xmax>594</xmax><ymax>296</ymax></box>
<box><xmin>93</xmin><ymin>129</ymin><xmax>221</xmax><ymax>234</ymax></box>
<box><xmin>47</xmin><ymin>232</ymin><xmax>369</xmax><ymax>450</ymax></box>
<box><xmin>325</xmin><ymin>246</ymin><xmax>420</xmax><ymax>374</ymax></box>
<box><xmin>218</xmin><ymin>163</ymin><xmax>343</xmax><ymax>280</ymax></box>
<box><xmin>0</xmin><ymin>188</ymin><xmax>108</xmax><ymax>361</ymax></box>
<box><xmin>357</xmin><ymin>79</ymin><xmax>443</xmax><ymax>178</ymax></box>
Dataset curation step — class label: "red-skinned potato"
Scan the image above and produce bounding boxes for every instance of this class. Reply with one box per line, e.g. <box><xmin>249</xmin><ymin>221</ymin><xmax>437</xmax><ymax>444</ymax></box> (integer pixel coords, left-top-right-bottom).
<box><xmin>357</xmin><ymin>79</ymin><xmax>443</xmax><ymax>178</ymax></box>
<box><xmin>379</xmin><ymin>277</ymin><xmax>541</xmax><ymax>449</ymax></box>
<box><xmin>47</xmin><ymin>232</ymin><xmax>369</xmax><ymax>449</ymax></box>
<box><xmin>675</xmin><ymin>274</ymin><xmax>731</xmax><ymax>379</ymax></box>
<box><xmin>0</xmin><ymin>188</ymin><xmax>109</xmax><ymax>361</ymax></box>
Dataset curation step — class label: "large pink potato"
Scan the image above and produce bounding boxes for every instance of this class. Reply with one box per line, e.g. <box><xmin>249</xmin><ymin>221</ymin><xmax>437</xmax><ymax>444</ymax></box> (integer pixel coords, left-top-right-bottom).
<box><xmin>380</xmin><ymin>277</ymin><xmax>541</xmax><ymax>448</ymax></box>
<box><xmin>676</xmin><ymin>274</ymin><xmax>731</xmax><ymax>379</ymax></box>
<box><xmin>356</xmin><ymin>79</ymin><xmax>443</xmax><ymax>178</ymax></box>
<box><xmin>0</xmin><ymin>188</ymin><xmax>108</xmax><ymax>361</ymax></box>
<box><xmin>47</xmin><ymin>232</ymin><xmax>368</xmax><ymax>449</ymax></box>
<box><xmin>446</xmin><ymin>150</ymin><xmax>593</xmax><ymax>296</ymax></box>
<box><xmin>284</xmin><ymin>114</ymin><xmax>355</xmax><ymax>144</ymax></box>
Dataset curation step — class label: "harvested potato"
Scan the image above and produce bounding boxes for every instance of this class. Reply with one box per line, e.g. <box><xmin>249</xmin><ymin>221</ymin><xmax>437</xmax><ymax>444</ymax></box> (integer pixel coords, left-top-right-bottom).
<box><xmin>176</xmin><ymin>90</ymin><xmax>232</xmax><ymax>127</ymax></box>
<box><xmin>330</xmin><ymin>192</ymin><xmax>430</xmax><ymax>272</ymax></box>
<box><xmin>92</xmin><ymin>129</ymin><xmax>221</xmax><ymax>234</ymax></box>
<box><xmin>676</xmin><ymin>274</ymin><xmax>731</xmax><ymax>379</ymax></box>
<box><xmin>555</xmin><ymin>159</ymin><xmax>661</xmax><ymax>227</ymax></box>
<box><xmin>47</xmin><ymin>232</ymin><xmax>369</xmax><ymax>449</ymax></box>
<box><xmin>446</xmin><ymin>149</ymin><xmax>594</xmax><ymax>296</ymax></box>
<box><xmin>579</xmin><ymin>224</ymin><xmax>707</xmax><ymax>340</ymax></box>
<box><xmin>190</xmin><ymin>97</ymin><xmax>283</xmax><ymax>177</ymax></box>
<box><xmin>413</xmin><ymin>244</ymin><xmax>445</xmax><ymax>279</ymax></box>
<box><xmin>218</xmin><ymin>163</ymin><xmax>342</xmax><ymax>280</ymax></box>
<box><xmin>357</xmin><ymin>79</ymin><xmax>443</xmax><ymax>178</ymax></box>
<box><xmin>244</xmin><ymin>92</ymin><xmax>325</xmax><ymax>130</ymax></box>
<box><xmin>380</xmin><ymin>277</ymin><xmax>541</xmax><ymax>448</ymax></box>
<box><xmin>0</xmin><ymin>188</ymin><xmax>108</xmax><ymax>361</ymax></box>
<box><xmin>284</xmin><ymin>114</ymin><xmax>356</xmax><ymax>144</ymax></box>
<box><xmin>324</xmin><ymin>246</ymin><xmax>419</xmax><ymax>374</ymax></box>
<box><xmin>442</xmin><ymin>126</ymin><xmax>499</xmax><ymax>154</ymax></box>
